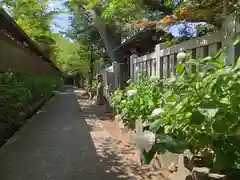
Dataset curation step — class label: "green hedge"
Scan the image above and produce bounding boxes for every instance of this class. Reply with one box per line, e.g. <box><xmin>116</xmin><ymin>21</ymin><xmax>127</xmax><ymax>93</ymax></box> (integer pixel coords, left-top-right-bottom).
<box><xmin>0</xmin><ymin>72</ymin><xmax>61</xmax><ymax>123</ymax></box>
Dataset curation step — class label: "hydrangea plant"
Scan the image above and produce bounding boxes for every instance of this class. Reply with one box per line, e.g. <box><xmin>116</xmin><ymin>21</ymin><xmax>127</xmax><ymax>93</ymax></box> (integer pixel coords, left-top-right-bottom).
<box><xmin>110</xmin><ymin>51</ymin><xmax>240</xmax><ymax>172</ymax></box>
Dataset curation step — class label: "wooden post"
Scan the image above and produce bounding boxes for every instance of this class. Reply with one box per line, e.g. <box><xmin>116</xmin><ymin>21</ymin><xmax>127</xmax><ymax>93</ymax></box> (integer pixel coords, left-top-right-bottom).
<box><xmin>96</xmin><ymin>74</ymin><xmax>104</xmax><ymax>105</ymax></box>
<box><xmin>222</xmin><ymin>15</ymin><xmax>239</xmax><ymax>65</ymax></box>
<box><xmin>112</xmin><ymin>61</ymin><xmax>118</xmax><ymax>89</ymax></box>
<box><xmin>130</xmin><ymin>54</ymin><xmax>138</xmax><ymax>81</ymax></box>
<box><xmin>223</xmin><ymin>0</ymin><xmax>228</xmax><ymax>17</ymax></box>
<box><xmin>155</xmin><ymin>43</ymin><xmax>164</xmax><ymax>78</ymax></box>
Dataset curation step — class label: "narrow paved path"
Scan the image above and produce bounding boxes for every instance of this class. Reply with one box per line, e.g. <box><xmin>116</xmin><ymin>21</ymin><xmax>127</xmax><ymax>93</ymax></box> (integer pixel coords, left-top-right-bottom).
<box><xmin>0</xmin><ymin>87</ymin><xmax>128</xmax><ymax>180</ymax></box>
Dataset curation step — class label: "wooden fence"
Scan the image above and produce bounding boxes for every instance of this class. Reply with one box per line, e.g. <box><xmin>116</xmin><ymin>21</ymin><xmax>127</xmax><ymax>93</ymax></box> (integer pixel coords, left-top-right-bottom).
<box><xmin>100</xmin><ymin>15</ymin><xmax>240</xmax><ymax>95</ymax></box>
<box><xmin>130</xmin><ymin>31</ymin><xmax>222</xmax><ymax>81</ymax></box>
<box><xmin>129</xmin><ymin>15</ymin><xmax>240</xmax><ymax>81</ymax></box>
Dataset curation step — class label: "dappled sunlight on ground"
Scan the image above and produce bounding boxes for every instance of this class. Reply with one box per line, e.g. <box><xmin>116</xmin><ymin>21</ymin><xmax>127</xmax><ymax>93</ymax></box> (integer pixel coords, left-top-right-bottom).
<box><xmin>76</xmin><ymin>89</ymin><xmax>171</xmax><ymax>180</ymax></box>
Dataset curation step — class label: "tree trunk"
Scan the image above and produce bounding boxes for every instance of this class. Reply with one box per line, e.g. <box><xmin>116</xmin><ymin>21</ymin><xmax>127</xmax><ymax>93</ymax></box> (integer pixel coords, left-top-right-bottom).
<box><xmin>88</xmin><ymin>45</ymin><xmax>94</xmax><ymax>88</ymax></box>
<box><xmin>223</xmin><ymin>0</ymin><xmax>228</xmax><ymax>16</ymax></box>
<box><xmin>90</xmin><ymin>9</ymin><xmax>125</xmax><ymax>63</ymax></box>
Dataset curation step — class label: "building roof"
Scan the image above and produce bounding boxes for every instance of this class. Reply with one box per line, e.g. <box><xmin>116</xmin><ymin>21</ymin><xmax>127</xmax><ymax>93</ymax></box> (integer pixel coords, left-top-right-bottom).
<box><xmin>0</xmin><ymin>8</ymin><xmax>61</xmax><ymax>73</ymax></box>
<box><xmin>114</xmin><ymin>25</ymin><xmax>166</xmax><ymax>55</ymax></box>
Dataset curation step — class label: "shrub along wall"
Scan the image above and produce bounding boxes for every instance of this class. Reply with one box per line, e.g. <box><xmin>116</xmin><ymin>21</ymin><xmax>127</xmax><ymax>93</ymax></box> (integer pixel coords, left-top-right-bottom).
<box><xmin>0</xmin><ymin>71</ymin><xmax>61</xmax><ymax>145</ymax></box>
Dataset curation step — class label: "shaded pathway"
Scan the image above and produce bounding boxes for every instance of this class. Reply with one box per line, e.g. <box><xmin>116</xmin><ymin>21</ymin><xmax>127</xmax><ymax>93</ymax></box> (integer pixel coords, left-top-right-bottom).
<box><xmin>0</xmin><ymin>87</ymin><xmax>130</xmax><ymax>180</ymax></box>
<box><xmin>77</xmin><ymin>93</ymin><xmax>170</xmax><ymax>180</ymax></box>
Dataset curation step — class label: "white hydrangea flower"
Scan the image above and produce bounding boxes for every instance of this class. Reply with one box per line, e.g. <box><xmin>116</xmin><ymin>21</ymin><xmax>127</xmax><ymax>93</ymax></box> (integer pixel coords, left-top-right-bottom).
<box><xmin>127</xmin><ymin>79</ymin><xmax>132</xmax><ymax>84</ymax></box>
<box><xmin>177</xmin><ymin>52</ymin><xmax>186</xmax><ymax>60</ymax></box>
<box><xmin>121</xmin><ymin>100</ymin><xmax>127</xmax><ymax>106</ymax></box>
<box><xmin>199</xmin><ymin>108</ymin><xmax>218</xmax><ymax>118</ymax></box>
<box><xmin>151</xmin><ymin>108</ymin><xmax>164</xmax><ymax>116</ymax></box>
<box><xmin>126</xmin><ymin>89</ymin><xmax>137</xmax><ymax>96</ymax></box>
<box><xmin>150</xmin><ymin>76</ymin><xmax>159</xmax><ymax>82</ymax></box>
<box><xmin>135</xmin><ymin>66</ymin><xmax>139</xmax><ymax>73</ymax></box>
<box><xmin>168</xmin><ymin>76</ymin><xmax>176</xmax><ymax>84</ymax></box>
<box><xmin>132</xmin><ymin>120</ymin><xmax>155</xmax><ymax>152</ymax></box>
<box><xmin>164</xmin><ymin>135</ymin><xmax>174</xmax><ymax>143</ymax></box>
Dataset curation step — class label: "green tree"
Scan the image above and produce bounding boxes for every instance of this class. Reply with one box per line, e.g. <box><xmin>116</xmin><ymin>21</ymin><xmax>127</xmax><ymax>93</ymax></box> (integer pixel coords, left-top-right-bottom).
<box><xmin>64</xmin><ymin>0</ymin><xmax>184</xmax><ymax>64</ymax></box>
<box><xmin>66</xmin><ymin>7</ymin><xmax>105</xmax><ymax>86</ymax></box>
<box><xmin>1</xmin><ymin>0</ymin><xmax>58</xmax><ymax>42</ymax></box>
<box><xmin>0</xmin><ymin>0</ymin><xmax>63</xmax><ymax>58</ymax></box>
<box><xmin>65</xmin><ymin>0</ymin><xmax>126</xmax><ymax>63</ymax></box>
<box><xmin>53</xmin><ymin>35</ymin><xmax>83</xmax><ymax>72</ymax></box>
